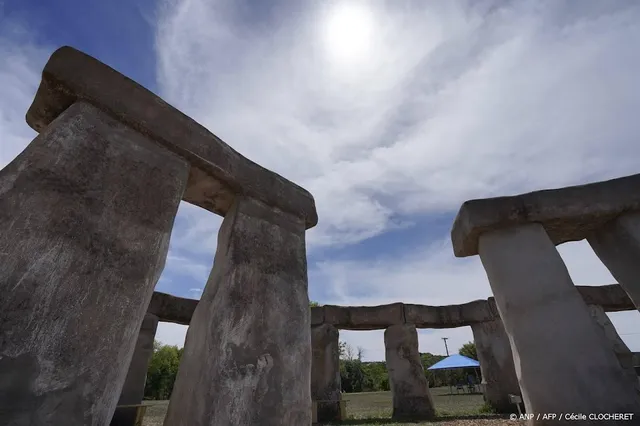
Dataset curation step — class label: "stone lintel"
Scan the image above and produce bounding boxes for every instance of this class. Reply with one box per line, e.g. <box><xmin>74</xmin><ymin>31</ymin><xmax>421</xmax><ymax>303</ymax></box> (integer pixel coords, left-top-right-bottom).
<box><xmin>311</xmin><ymin>306</ymin><xmax>325</xmax><ymax>326</ymax></box>
<box><xmin>148</xmin><ymin>292</ymin><xmax>197</xmax><ymax>325</ymax></box>
<box><xmin>404</xmin><ymin>299</ymin><xmax>493</xmax><ymax>328</ymax></box>
<box><xmin>26</xmin><ymin>46</ymin><xmax>318</xmax><ymax>228</ymax></box>
<box><xmin>323</xmin><ymin>303</ymin><xmax>405</xmax><ymax>330</ymax></box>
<box><xmin>576</xmin><ymin>284</ymin><xmax>635</xmax><ymax>312</ymax></box>
<box><xmin>149</xmin><ymin>284</ymin><xmax>634</xmax><ymax>326</ymax></box>
<box><xmin>451</xmin><ymin>173</ymin><xmax>640</xmax><ymax>257</ymax></box>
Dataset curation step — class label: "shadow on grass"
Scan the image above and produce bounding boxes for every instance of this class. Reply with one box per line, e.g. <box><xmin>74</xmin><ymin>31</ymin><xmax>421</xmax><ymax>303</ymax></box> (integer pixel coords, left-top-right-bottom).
<box><xmin>326</xmin><ymin>414</ymin><xmax>510</xmax><ymax>425</ymax></box>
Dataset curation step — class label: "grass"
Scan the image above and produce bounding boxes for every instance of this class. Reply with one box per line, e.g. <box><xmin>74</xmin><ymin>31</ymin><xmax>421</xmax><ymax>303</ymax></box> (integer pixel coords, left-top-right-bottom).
<box><xmin>142</xmin><ymin>387</ymin><xmax>522</xmax><ymax>426</ymax></box>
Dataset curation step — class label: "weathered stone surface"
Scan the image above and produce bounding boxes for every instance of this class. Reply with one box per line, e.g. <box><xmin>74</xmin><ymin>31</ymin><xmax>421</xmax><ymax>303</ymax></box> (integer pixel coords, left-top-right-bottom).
<box><xmin>471</xmin><ymin>318</ymin><xmax>520</xmax><ymax>413</ymax></box>
<box><xmin>148</xmin><ymin>292</ymin><xmax>198</xmax><ymax>325</ymax></box>
<box><xmin>311</xmin><ymin>324</ymin><xmax>341</xmax><ymax>422</ymax></box>
<box><xmin>451</xmin><ymin>173</ymin><xmax>640</xmax><ymax>257</ymax></box>
<box><xmin>148</xmin><ymin>283</ymin><xmax>635</xmax><ymax>328</ymax></box>
<box><xmin>311</xmin><ymin>306</ymin><xmax>325</xmax><ymax>326</ymax></box>
<box><xmin>164</xmin><ymin>196</ymin><xmax>311</xmax><ymax>426</ymax></box>
<box><xmin>576</xmin><ymin>284</ymin><xmax>636</xmax><ymax>312</ymax></box>
<box><xmin>404</xmin><ymin>300</ymin><xmax>493</xmax><ymax>328</ymax></box>
<box><xmin>384</xmin><ymin>325</ymin><xmax>435</xmax><ymax>420</ymax></box>
<box><xmin>0</xmin><ymin>101</ymin><xmax>189</xmax><ymax>425</ymax></box>
<box><xmin>111</xmin><ymin>314</ymin><xmax>159</xmax><ymax>426</ymax></box>
<box><xmin>587</xmin><ymin>305</ymin><xmax>639</xmax><ymax>394</ymax></box>
<box><xmin>323</xmin><ymin>303</ymin><xmax>405</xmax><ymax>330</ymax></box>
<box><xmin>27</xmin><ymin>46</ymin><xmax>317</xmax><ymax>228</ymax></box>
<box><xmin>588</xmin><ymin>212</ymin><xmax>640</xmax><ymax>311</ymax></box>
<box><xmin>478</xmin><ymin>223</ymin><xmax>640</xmax><ymax>419</ymax></box>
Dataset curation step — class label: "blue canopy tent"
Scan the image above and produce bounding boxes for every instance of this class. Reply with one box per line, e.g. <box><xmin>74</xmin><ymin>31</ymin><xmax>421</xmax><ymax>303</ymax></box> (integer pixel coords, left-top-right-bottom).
<box><xmin>427</xmin><ymin>354</ymin><xmax>480</xmax><ymax>370</ymax></box>
<box><xmin>427</xmin><ymin>355</ymin><xmax>481</xmax><ymax>394</ymax></box>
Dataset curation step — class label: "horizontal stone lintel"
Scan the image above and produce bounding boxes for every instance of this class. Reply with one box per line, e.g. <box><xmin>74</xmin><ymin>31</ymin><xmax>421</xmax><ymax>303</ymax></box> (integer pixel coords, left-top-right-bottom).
<box><xmin>151</xmin><ymin>284</ymin><xmax>634</xmax><ymax>327</ymax></box>
<box><xmin>26</xmin><ymin>46</ymin><xmax>317</xmax><ymax>228</ymax></box>
<box><xmin>451</xmin><ymin>173</ymin><xmax>640</xmax><ymax>257</ymax></box>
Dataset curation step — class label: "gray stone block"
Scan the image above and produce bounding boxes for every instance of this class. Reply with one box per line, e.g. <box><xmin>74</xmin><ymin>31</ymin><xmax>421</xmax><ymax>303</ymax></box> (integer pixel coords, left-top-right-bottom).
<box><xmin>0</xmin><ymin>102</ymin><xmax>189</xmax><ymax>425</ymax></box>
<box><xmin>164</xmin><ymin>196</ymin><xmax>311</xmax><ymax>426</ymax></box>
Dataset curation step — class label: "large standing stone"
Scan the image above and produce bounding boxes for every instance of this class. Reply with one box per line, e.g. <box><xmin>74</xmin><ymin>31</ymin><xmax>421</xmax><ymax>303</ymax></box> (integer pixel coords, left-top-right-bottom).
<box><xmin>311</xmin><ymin>324</ymin><xmax>341</xmax><ymax>422</ymax></box>
<box><xmin>111</xmin><ymin>314</ymin><xmax>160</xmax><ymax>426</ymax></box>
<box><xmin>587</xmin><ymin>304</ymin><xmax>639</xmax><ymax>393</ymax></box>
<box><xmin>164</xmin><ymin>196</ymin><xmax>311</xmax><ymax>426</ymax></box>
<box><xmin>0</xmin><ymin>102</ymin><xmax>189</xmax><ymax>426</ymax></box>
<box><xmin>471</xmin><ymin>317</ymin><xmax>520</xmax><ymax>413</ymax></box>
<box><xmin>384</xmin><ymin>324</ymin><xmax>435</xmax><ymax>420</ymax></box>
<box><xmin>478</xmin><ymin>223</ymin><xmax>640</xmax><ymax>419</ymax></box>
<box><xmin>588</xmin><ymin>212</ymin><xmax>640</xmax><ymax>311</ymax></box>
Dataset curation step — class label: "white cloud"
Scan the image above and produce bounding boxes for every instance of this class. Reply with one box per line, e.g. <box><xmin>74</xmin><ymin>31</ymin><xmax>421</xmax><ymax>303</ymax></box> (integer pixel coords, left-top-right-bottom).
<box><xmin>150</xmin><ymin>0</ymin><xmax>640</xmax><ymax>361</ymax></box>
<box><xmin>156</xmin><ymin>323</ymin><xmax>189</xmax><ymax>348</ymax></box>
<box><xmin>155</xmin><ymin>0</ymin><xmax>640</xmax><ymax>249</ymax></box>
<box><xmin>155</xmin><ymin>236</ymin><xmax>640</xmax><ymax>362</ymax></box>
<box><xmin>0</xmin><ymin>18</ymin><xmax>50</xmax><ymax>168</ymax></box>
<box><xmin>311</xmin><ymin>238</ymin><xmax>640</xmax><ymax>361</ymax></box>
<box><xmin>1</xmin><ymin>0</ymin><xmax>638</xmax><ymax>372</ymax></box>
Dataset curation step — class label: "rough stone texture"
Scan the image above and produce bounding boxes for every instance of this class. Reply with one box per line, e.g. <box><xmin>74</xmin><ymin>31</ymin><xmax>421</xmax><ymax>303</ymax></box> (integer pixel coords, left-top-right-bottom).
<box><xmin>148</xmin><ymin>292</ymin><xmax>197</xmax><ymax>325</ymax></box>
<box><xmin>111</xmin><ymin>314</ymin><xmax>159</xmax><ymax>426</ymax></box>
<box><xmin>311</xmin><ymin>324</ymin><xmax>341</xmax><ymax>422</ymax></box>
<box><xmin>311</xmin><ymin>306</ymin><xmax>325</xmax><ymax>326</ymax></box>
<box><xmin>471</xmin><ymin>318</ymin><xmax>520</xmax><ymax>413</ymax></box>
<box><xmin>586</xmin><ymin>305</ymin><xmax>639</xmax><ymax>394</ymax></box>
<box><xmin>0</xmin><ymin>101</ymin><xmax>189</xmax><ymax>426</ymax></box>
<box><xmin>27</xmin><ymin>46</ymin><xmax>317</xmax><ymax>228</ymax></box>
<box><xmin>588</xmin><ymin>212</ymin><xmax>640</xmax><ymax>311</ymax></box>
<box><xmin>149</xmin><ymin>283</ymin><xmax>635</xmax><ymax>328</ymax></box>
<box><xmin>164</xmin><ymin>196</ymin><xmax>311</xmax><ymax>426</ymax></box>
<box><xmin>404</xmin><ymin>300</ymin><xmax>493</xmax><ymax>328</ymax></box>
<box><xmin>451</xmin><ymin>173</ymin><xmax>640</xmax><ymax>257</ymax></box>
<box><xmin>324</xmin><ymin>303</ymin><xmax>405</xmax><ymax>330</ymax></box>
<box><xmin>478</xmin><ymin>223</ymin><xmax>640</xmax><ymax>421</ymax></box>
<box><xmin>576</xmin><ymin>284</ymin><xmax>636</xmax><ymax>312</ymax></box>
<box><xmin>384</xmin><ymin>325</ymin><xmax>435</xmax><ymax>420</ymax></box>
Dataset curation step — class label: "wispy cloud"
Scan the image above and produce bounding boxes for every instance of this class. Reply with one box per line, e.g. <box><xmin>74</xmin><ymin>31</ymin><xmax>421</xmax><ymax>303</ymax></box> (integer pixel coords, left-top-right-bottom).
<box><xmin>1</xmin><ymin>1</ymin><xmax>638</xmax><ymax>362</ymax></box>
<box><xmin>155</xmin><ymin>0</ymin><xmax>640</xmax><ymax>249</ymax></box>
<box><xmin>150</xmin><ymin>0</ymin><xmax>640</xmax><ymax>359</ymax></box>
<box><xmin>0</xmin><ymin>17</ymin><xmax>50</xmax><ymax>168</ymax></box>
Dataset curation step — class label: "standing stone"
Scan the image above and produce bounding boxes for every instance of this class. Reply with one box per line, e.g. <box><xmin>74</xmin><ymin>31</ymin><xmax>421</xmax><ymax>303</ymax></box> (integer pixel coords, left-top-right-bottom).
<box><xmin>311</xmin><ymin>324</ymin><xmax>341</xmax><ymax>422</ymax></box>
<box><xmin>471</xmin><ymin>317</ymin><xmax>520</xmax><ymax>413</ymax></box>
<box><xmin>478</xmin><ymin>223</ymin><xmax>640</xmax><ymax>419</ymax></box>
<box><xmin>164</xmin><ymin>196</ymin><xmax>311</xmax><ymax>426</ymax></box>
<box><xmin>111</xmin><ymin>314</ymin><xmax>160</xmax><ymax>426</ymax></box>
<box><xmin>588</xmin><ymin>212</ymin><xmax>640</xmax><ymax>311</ymax></box>
<box><xmin>0</xmin><ymin>102</ymin><xmax>189</xmax><ymax>426</ymax></box>
<box><xmin>384</xmin><ymin>324</ymin><xmax>435</xmax><ymax>420</ymax></box>
<box><xmin>587</xmin><ymin>305</ymin><xmax>639</xmax><ymax>393</ymax></box>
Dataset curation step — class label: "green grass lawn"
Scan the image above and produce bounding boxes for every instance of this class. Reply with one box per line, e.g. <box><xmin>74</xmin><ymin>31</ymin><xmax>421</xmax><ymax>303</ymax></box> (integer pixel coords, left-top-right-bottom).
<box><xmin>142</xmin><ymin>388</ymin><xmax>521</xmax><ymax>426</ymax></box>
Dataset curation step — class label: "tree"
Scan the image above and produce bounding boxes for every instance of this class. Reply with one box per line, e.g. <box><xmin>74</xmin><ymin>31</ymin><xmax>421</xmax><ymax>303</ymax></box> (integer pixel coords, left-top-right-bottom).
<box><xmin>459</xmin><ymin>342</ymin><xmax>477</xmax><ymax>360</ymax></box>
<box><xmin>309</xmin><ymin>301</ymin><xmax>320</xmax><ymax>307</ymax></box>
<box><xmin>144</xmin><ymin>341</ymin><xmax>183</xmax><ymax>400</ymax></box>
<box><xmin>421</xmin><ymin>352</ymin><xmax>447</xmax><ymax>387</ymax></box>
<box><xmin>338</xmin><ymin>341</ymin><xmax>367</xmax><ymax>393</ymax></box>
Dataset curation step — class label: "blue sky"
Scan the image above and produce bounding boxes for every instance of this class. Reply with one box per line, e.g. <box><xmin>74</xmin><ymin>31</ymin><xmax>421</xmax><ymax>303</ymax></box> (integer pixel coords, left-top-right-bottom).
<box><xmin>2</xmin><ymin>0</ymin><xmax>640</xmax><ymax>361</ymax></box>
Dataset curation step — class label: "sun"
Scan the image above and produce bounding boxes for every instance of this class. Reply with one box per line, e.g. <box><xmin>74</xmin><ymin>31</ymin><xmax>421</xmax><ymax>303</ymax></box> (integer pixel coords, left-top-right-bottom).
<box><xmin>323</xmin><ymin>2</ymin><xmax>375</xmax><ymax>63</ymax></box>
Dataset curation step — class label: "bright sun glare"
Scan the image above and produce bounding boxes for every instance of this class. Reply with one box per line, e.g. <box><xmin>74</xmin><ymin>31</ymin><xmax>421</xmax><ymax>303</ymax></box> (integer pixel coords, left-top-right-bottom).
<box><xmin>323</xmin><ymin>2</ymin><xmax>375</xmax><ymax>63</ymax></box>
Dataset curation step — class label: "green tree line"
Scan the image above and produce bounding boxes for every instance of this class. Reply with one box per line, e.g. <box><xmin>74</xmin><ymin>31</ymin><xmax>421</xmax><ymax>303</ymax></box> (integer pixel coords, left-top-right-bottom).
<box><xmin>143</xmin><ymin>339</ymin><xmax>480</xmax><ymax>399</ymax></box>
<box><xmin>142</xmin><ymin>302</ymin><xmax>481</xmax><ymax>399</ymax></box>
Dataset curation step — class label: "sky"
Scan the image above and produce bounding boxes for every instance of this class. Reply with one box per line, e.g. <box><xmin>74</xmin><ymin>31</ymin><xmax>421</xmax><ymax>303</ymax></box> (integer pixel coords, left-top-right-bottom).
<box><xmin>2</xmin><ymin>0</ymin><xmax>640</xmax><ymax>362</ymax></box>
